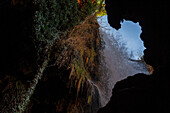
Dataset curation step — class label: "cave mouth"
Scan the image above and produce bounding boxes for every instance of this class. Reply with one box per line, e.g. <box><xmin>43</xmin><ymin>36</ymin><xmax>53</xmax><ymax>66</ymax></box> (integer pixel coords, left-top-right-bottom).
<box><xmin>117</xmin><ymin>19</ymin><xmax>154</xmax><ymax>74</ymax></box>
<box><xmin>98</xmin><ymin>16</ymin><xmax>146</xmax><ymax>61</ymax></box>
<box><xmin>96</xmin><ymin>15</ymin><xmax>152</xmax><ymax>108</ymax></box>
<box><xmin>117</xmin><ymin>19</ymin><xmax>145</xmax><ymax>60</ymax></box>
<box><xmin>98</xmin><ymin>15</ymin><xmax>153</xmax><ymax>77</ymax></box>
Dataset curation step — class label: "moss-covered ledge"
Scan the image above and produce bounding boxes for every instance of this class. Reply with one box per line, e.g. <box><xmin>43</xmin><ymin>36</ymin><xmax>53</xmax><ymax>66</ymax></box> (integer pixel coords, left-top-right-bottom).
<box><xmin>0</xmin><ymin>0</ymin><xmax>103</xmax><ymax>113</ymax></box>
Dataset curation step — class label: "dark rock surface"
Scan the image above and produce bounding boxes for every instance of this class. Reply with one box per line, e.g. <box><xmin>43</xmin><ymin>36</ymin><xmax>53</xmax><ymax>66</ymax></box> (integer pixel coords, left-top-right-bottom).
<box><xmin>0</xmin><ymin>1</ymin><xmax>37</xmax><ymax>82</ymax></box>
<box><xmin>98</xmin><ymin>0</ymin><xmax>170</xmax><ymax>113</ymax></box>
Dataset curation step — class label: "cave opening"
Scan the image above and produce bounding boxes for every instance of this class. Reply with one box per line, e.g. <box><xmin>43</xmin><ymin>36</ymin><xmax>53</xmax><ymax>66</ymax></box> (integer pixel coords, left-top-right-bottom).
<box><xmin>96</xmin><ymin>15</ymin><xmax>152</xmax><ymax>108</ymax></box>
<box><xmin>97</xmin><ymin>0</ymin><xmax>170</xmax><ymax>112</ymax></box>
<box><xmin>116</xmin><ymin>19</ymin><xmax>153</xmax><ymax>74</ymax></box>
<box><xmin>118</xmin><ymin>19</ymin><xmax>145</xmax><ymax>60</ymax></box>
<box><xmin>98</xmin><ymin>16</ymin><xmax>147</xmax><ymax>63</ymax></box>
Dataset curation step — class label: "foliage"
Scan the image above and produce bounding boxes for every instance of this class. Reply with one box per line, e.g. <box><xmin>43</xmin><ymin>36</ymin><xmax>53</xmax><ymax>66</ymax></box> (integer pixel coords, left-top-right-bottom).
<box><xmin>0</xmin><ymin>76</ymin><xmax>27</xmax><ymax>113</ymax></box>
<box><xmin>52</xmin><ymin>14</ymin><xmax>101</xmax><ymax>112</ymax></box>
<box><xmin>15</xmin><ymin>80</ymin><xmax>27</xmax><ymax>112</ymax></box>
<box><xmin>32</xmin><ymin>0</ymin><xmax>105</xmax><ymax>112</ymax></box>
<box><xmin>0</xmin><ymin>0</ymin><xmax>104</xmax><ymax>112</ymax></box>
<box><xmin>33</xmin><ymin>0</ymin><xmax>94</xmax><ymax>55</ymax></box>
<box><xmin>31</xmin><ymin>0</ymin><xmax>99</xmax><ymax>112</ymax></box>
<box><xmin>92</xmin><ymin>0</ymin><xmax>106</xmax><ymax>17</ymax></box>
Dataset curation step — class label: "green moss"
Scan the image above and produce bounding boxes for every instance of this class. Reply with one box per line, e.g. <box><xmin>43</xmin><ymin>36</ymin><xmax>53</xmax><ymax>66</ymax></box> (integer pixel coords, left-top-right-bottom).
<box><xmin>33</xmin><ymin>0</ymin><xmax>94</xmax><ymax>54</ymax></box>
<box><xmin>15</xmin><ymin>80</ymin><xmax>27</xmax><ymax>113</ymax></box>
<box><xmin>31</xmin><ymin>0</ymin><xmax>99</xmax><ymax>112</ymax></box>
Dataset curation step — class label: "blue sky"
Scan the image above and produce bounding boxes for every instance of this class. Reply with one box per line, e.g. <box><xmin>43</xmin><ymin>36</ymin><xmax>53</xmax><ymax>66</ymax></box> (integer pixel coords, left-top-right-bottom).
<box><xmin>97</xmin><ymin>16</ymin><xmax>145</xmax><ymax>60</ymax></box>
<box><xmin>119</xmin><ymin>20</ymin><xmax>145</xmax><ymax>59</ymax></box>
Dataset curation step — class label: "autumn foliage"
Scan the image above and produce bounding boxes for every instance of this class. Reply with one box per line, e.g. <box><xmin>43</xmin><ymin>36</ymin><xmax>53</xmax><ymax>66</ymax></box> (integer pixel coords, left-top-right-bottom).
<box><xmin>78</xmin><ymin>0</ymin><xmax>95</xmax><ymax>8</ymax></box>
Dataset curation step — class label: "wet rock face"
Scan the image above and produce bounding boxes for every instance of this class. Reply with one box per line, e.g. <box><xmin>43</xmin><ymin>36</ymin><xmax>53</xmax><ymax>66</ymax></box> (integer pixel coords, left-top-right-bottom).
<box><xmin>98</xmin><ymin>0</ymin><xmax>170</xmax><ymax>113</ymax></box>
<box><xmin>98</xmin><ymin>69</ymin><xmax>170</xmax><ymax>113</ymax></box>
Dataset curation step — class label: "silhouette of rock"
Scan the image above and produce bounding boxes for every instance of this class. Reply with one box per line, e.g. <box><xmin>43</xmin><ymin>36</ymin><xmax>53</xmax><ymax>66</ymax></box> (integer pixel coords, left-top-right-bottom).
<box><xmin>98</xmin><ymin>0</ymin><xmax>170</xmax><ymax>113</ymax></box>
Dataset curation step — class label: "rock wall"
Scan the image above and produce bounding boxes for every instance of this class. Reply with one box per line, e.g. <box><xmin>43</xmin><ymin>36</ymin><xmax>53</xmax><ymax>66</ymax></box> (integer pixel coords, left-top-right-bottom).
<box><xmin>98</xmin><ymin>0</ymin><xmax>170</xmax><ymax>113</ymax></box>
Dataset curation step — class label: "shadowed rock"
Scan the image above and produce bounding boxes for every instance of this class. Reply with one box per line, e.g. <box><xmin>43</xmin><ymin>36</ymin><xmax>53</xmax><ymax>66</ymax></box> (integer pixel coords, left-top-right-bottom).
<box><xmin>98</xmin><ymin>0</ymin><xmax>170</xmax><ymax>113</ymax></box>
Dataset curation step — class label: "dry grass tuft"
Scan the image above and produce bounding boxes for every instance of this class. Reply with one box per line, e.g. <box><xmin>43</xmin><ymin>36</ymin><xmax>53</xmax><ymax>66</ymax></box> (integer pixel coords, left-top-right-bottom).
<box><xmin>61</xmin><ymin>14</ymin><xmax>101</xmax><ymax>112</ymax></box>
<box><xmin>66</xmin><ymin>14</ymin><xmax>99</xmax><ymax>52</ymax></box>
<box><xmin>48</xmin><ymin>13</ymin><xmax>101</xmax><ymax>113</ymax></box>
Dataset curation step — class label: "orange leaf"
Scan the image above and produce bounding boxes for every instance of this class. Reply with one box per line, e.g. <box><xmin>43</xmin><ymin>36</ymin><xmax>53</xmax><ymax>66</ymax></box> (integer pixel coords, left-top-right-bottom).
<box><xmin>92</xmin><ymin>0</ymin><xmax>95</xmax><ymax>4</ymax></box>
<box><xmin>77</xmin><ymin>77</ymin><xmax>82</xmax><ymax>96</ymax></box>
<box><xmin>77</xmin><ymin>0</ymin><xmax>81</xmax><ymax>4</ymax></box>
<box><xmin>77</xmin><ymin>0</ymin><xmax>95</xmax><ymax>8</ymax></box>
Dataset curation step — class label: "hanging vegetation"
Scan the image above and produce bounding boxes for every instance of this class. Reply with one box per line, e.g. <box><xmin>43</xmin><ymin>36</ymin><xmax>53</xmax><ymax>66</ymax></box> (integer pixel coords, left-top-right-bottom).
<box><xmin>0</xmin><ymin>0</ymin><xmax>105</xmax><ymax>112</ymax></box>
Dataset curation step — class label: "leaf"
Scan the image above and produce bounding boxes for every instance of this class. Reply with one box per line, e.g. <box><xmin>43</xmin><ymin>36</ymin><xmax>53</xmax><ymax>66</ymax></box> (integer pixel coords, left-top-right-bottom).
<box><xmin>69</xmin><ymin>65</ymin><xmax>74</xmax><ymax>79</ymax></box>
<box><xmin>92</xmin><ymin>0</ymin><xmax>95</xmax><ymax>4</ymax></box>
<box><xmin>76</xmin><ymin>66</ymin><xmax>80</xmax><ymax>79</ymax></box>
<box><xmin>77</xmin><ymin>0</ymin><xmax>81</xmax><ymax>4</ymax></box>
<box><xmin>77</xmin><ymin>0</ymin><xmax>95</xmax><ymax>8</ymax></box>
<box><xmin>85</xmin><ymin>57</ymin><xmax>89</xmax><ymax>66</ymax></box>
<box><xmin>87</xmin><ymin>95</ymin><xmax>92</xmax><ymax>104</ymax></box>
<box><xmin>77</xmin><ymin>77</ymin><xmax>82</xmax><ymax>96</ymax></box>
